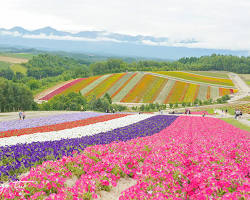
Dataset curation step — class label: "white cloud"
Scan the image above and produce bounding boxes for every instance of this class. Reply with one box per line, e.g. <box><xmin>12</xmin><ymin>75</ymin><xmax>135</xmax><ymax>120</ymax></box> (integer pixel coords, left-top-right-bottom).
<box><xmin>0</xmin><ymin>0</ymin><xmax>249</xmax><ymax>50</ymax></box>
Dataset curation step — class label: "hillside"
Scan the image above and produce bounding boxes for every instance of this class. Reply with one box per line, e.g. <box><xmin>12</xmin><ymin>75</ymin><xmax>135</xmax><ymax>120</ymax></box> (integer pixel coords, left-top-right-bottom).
<box><xmin>38</xmin><ymin>72</ymin><xmax>237</xmax><ymax>104</ymax></box>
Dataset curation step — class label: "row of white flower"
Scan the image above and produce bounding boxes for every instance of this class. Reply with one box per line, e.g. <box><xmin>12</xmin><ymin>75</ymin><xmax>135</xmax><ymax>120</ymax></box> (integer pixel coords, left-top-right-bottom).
<box><xmin>0</xmin><ymin>114</ymin><xmax>154</xmax><ymax>147</ymax></box>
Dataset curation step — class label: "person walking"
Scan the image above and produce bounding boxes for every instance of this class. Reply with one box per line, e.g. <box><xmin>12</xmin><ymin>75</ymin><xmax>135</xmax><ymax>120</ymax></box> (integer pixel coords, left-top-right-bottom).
<box><xmin>22</xmin><ymin>111</ymin><xmax>26</xmax><ymax>120</ymax></box>
<box><xmin>18</xmin><ymin>110</ymin><xmax>22</xmax><ymax>120</ymax></box>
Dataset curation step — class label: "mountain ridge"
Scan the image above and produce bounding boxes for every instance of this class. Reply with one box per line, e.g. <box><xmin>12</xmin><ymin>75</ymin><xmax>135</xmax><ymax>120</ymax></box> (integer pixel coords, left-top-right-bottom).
<box><xmin>0</xmin><ymin>26</ymin><xmax>248</xmax><ymax>59</ymax></box>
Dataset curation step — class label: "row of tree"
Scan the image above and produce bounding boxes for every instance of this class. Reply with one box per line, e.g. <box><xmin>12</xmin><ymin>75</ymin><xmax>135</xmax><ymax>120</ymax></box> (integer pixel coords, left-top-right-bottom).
<box><xmin>0</xmin><ymin>78</ymin><xmax>36</xmax><ymax>112</ymax></box>
<box><xmin>39</xmin><ymin>93</ymin><xmax>127</xmax><ymax>112</ymax></box>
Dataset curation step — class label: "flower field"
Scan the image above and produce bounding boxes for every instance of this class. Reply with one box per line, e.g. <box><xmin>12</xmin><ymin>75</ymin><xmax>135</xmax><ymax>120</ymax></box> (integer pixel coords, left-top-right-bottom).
<box><xmin>38</xmin><ymin>72</ymin><xmax>238</xmax><ymax>103</ymax></box>
<box><xmin>39</xmin><ymin>79</ymin><xmax>86</xmax><ymax>101</ymax></box>
<box><xmin>154</xmin><ymin>71</ymin><xmax>235</xmax><ymax>87</ymax></box>
<box><xmin>0</xmin><ymin>113</ymin><xmax>249</xmax><ymax>199</ymax></box>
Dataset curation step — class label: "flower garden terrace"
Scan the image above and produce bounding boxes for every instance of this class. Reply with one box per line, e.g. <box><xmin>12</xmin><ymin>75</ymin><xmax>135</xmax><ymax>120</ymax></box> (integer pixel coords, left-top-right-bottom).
<box><xmin>37</xmin><ymin>71</ymin><xmax>238</xmax><ymax>104</ymax></box>
<box><xmin>0</xmin><ymin>111</ymin><xmax>249</xmax><ymax>199</ymax></box>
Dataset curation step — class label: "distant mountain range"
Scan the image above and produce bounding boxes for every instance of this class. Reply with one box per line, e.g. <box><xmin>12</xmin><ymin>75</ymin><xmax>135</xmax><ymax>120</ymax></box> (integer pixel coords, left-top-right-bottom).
<box><xmin>0</xmin><ymin>26</ymin><xmax>248</xmax><ymax>59</ymax></box>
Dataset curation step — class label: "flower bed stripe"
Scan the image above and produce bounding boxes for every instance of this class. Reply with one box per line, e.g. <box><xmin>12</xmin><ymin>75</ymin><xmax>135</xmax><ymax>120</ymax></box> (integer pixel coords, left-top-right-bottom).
<box><xmin>0</xmin><ymin>114</ymin><xmax>129</xmax><ymax>139</ymax></box>
<box><xmin>142</xmin><ymin>77</ymin><xmax>167</xmax><ymax>103</ymax></box>
<box><xmin>121</xmin><ymin>74</ymin><xmax>154</xmax><ymax>102</ymax></box>
<box><xmin>179</xmin><ymin>83</ymin><xmax>190</xmax><ymax>102</ymax></box>
<box><xmin>155</xmin><ymin>71</ymin><xmax>234</xmax><ymax>86</ymax></box>
<box><xmin>40</xmin><ymin>78</ymin><xmax>85</xmax><ymax>100</ymax></box>
<box><xmin>150</xmin><ymin>78</ymin><xmax>168</xmax><ymax>103</ymax></box>
<box><xmin>193</xmin><ymin>84</ymin><xmax>200</xmax><ymax>101</ymax></box>
<box><xmin>219</xmin><ymin>88</ymin><xmax>232</xmax><ymax>96</ymax></box>
<box><xmin>112</xmin><ymin>73</ymin><xmax>144</xmax><ymax>102</ymax></box>
<box><xmin>85</xmin><ymin>73</ymin><xmax>126</xmax><ymax>98</ymax></box>
<box><xmin>210</xmin><ymin>86</ymin><xmax>219</xmax><ymax>100</ymax></box>
<box><xmin>0</xmin><ymin>112</ymin><xmax>107</xmax><ymax>132</ymax></box>
<box><xmin>207</xmin><ymin>86</ymin><xmax>211</xmax><ymax>99</ymax></box>
<box><xmin>80</xmin><ymin>74</ymin><xmax>111</xmax><ymax>95</ymax></box>
<box><xmin>197</xmin><ymin>85</ymin><xmax>208</xmax><ymax>100</ymax></box>
<box><xmin>106</xmin><ymin>73</ymin><xmax>135</xmax><ymax>97</ymax></box>
<box><xmin>1</xmin><ymin>116</ymin><xmax>249</xmax><ymax>199</ymax></box>
<box><xmin>111</xmin><ymin>73</ymin><xmax>137</xmax><ymax>99</ymax></box>
<box><xmin>155</xmin><ymin>79</ymin><xmax>175</xmax><ymax>104</ymax></box>
<box><xmin>164</xmin><ymin>81</ymin><xmax>187</xmax><ymax>103</ymax></box>
<box><xmin>0</xmin><ymin>115</ymin><xmax>178</xmax><ymax>183</ymax></box>
<box><xmin>60</xmin><ymin>76</ymin><xmax>101</xmax><ymax>96</ymax></box>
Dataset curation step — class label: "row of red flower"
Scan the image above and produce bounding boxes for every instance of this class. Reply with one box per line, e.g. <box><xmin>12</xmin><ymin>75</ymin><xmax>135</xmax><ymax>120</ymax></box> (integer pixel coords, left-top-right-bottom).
<box><xmin>40</xmin><ymin>78</ymin><xmax>86</xmax><ymax>100</ymax></box>
<box><xmin>0</xmin><ymin>114</ymin><xmax>129</xmax><ymax>139</ymax></box>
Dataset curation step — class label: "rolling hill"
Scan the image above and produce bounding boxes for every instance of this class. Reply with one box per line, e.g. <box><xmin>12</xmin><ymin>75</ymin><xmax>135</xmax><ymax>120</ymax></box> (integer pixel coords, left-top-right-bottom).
<box><xmin>37</xmin><ymin>72</ymin><xmax>237</xmax><ymax>104</ymax></box>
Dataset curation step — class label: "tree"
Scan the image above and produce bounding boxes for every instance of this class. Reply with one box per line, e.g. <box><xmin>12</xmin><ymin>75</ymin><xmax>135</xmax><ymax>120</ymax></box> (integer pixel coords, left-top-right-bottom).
<box><xmin>103</xmin><ymin>93</ymin><xmax>112</xmax><ymax>104</ymax></box>
<box><xmin>182</xmin><ymin>102</ymin><xmax>186</xmax><ymax>107</ymax></box>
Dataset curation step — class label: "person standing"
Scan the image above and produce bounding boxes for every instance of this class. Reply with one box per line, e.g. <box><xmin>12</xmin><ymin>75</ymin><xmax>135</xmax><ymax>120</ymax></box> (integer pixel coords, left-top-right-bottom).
<box><xmin>22</xmin><ymin>111</ymin><xmax>26</xmax><ymax>120</ymax></box>
<box><xmin>18</xmin><ymin>110</ymin><xmax>22</xmax><ymax>120</ymax></box>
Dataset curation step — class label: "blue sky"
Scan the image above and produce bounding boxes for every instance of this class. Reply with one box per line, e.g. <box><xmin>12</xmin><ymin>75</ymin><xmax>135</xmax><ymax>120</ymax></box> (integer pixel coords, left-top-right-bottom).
<box><xmin>1</xmin><ymin>0</ymin><xmax>250</xmax><ymax>51</ymax></box>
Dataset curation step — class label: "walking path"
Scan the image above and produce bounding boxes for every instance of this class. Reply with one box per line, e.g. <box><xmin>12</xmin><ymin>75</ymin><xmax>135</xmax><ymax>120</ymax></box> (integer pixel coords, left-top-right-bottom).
<box><xmin>228</xmin><ymin>73</ymin><xmax>250</xmax><ymax>102</ymax></box>
<box><xmin>214</xmin><ymin>109</ymin><xmax>250</xmax><ymax>127</ymax></box>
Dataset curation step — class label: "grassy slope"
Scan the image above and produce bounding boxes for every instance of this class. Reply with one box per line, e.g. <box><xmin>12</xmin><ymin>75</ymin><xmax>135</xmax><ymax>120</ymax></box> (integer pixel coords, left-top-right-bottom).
<box><xmin>221</xmin><ymin>118</ymin><xmax>250</xmax><ymax>132</ymax></box>
<box><xmin>10</xmin><ymin>64</ymin><xmax>27</xmax><ymax>74</ymax></box>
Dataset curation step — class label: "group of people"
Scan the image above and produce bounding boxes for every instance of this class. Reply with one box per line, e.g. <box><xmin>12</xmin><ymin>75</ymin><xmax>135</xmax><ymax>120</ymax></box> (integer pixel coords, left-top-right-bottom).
<box><xmin>184</xmin><ymin>109</ymin><xmax>191</xmax><ymax>114</ymax></box>
<box><xmin>235</xmin><ymin>109</ymin><xmax>242</xmax><ymax>119</ymax></box>
<box><xmin>18</xmin><ymin>110</ymin><xmax>26</xmax><ymax>120</ymax></box>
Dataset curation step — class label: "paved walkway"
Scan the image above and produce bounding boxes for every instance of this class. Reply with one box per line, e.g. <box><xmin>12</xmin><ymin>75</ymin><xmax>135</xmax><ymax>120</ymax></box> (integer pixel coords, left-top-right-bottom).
<box><xmin>228</xmin><ymin>73</ymin><xmax>250</xmax><ymax>102</ymax></box>
<box><xmin>214</xmin><ymin>109</ymin><xmax>250</xmax><ymax>127</ymax></box>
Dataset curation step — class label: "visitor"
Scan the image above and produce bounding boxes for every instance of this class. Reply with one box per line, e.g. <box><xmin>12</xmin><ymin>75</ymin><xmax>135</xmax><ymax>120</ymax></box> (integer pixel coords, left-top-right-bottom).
<box><xmin>202</xmin><ymin>112</ymin><xmax>205</xmax><ymax>117</ymax></box>
<box><xmin>18</xmin><ymin>110</ymin><xmax>22</xmax><ymax>120</ymax></box>
<box><xmin>239</xmin><ymin>110</ymin><xmax>242</xmax><ymax>119</ymax></box>
<box><xmin>235</xmin><ymin>110</ymin><xmax>240</xmax><ymax>119</ymax></box>
<box><xmin>22</xmin><ymin>111</ymin><xmax>26</xmax><ymax>120</ymax></box>
<box><xmin>225</xmin><ymin>109</ymin><xmax>228</xmax><ymax>114</ymax></box>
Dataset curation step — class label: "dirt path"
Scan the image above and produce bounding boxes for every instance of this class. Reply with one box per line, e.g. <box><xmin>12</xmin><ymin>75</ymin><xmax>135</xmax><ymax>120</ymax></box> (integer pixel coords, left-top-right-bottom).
<box><xmin>0</xmin><ymin>55</ymin><xmax>28</xmax><ymax>63</ymax></box>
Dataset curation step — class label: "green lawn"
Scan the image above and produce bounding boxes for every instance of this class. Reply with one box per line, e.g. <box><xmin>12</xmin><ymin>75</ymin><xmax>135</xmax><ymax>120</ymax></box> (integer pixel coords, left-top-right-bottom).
<box><xmin>188</xmin><ymin>71</ymin><xmax>229</xmax><ymax>79</ymax></box>
<box><xmin>10</xmin><ymin>64</ymin><xmax>27</xmax><ymax>74</ymax></box>
<box><xmin>221</xmin><ymin>118</ymin><xmax>250</xmax><ymax>132</ymax></box>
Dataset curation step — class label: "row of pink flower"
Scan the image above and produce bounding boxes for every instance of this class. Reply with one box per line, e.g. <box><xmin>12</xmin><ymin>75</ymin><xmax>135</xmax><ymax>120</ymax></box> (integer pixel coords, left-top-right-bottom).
<box><xmin>1</xmin><ymin>116</ymin><xmax>249</xmax><ymax>199</ymax></box>
<box><xmin>39</xmin><ymin>78</ymin><xmax>85</xmax><ymax>100</ymax></box>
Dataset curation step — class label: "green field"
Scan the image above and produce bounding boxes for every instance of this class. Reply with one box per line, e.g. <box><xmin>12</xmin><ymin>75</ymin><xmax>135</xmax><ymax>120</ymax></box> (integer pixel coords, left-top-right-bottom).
<box><xmin>188</xmin><ymin>71</ymin><xmax>229</xmax><ymax>78</ymax></box>
<box><xmin>10</xmin><ymin>64</ymin><xmax>27</xmax><ymax>74</ymax></box>
<box><xmin>0</xmin><ymin>61</ymin><xmax>10</xmax><ymax>69</ymax></box>
<box><xmin>0</xmin><ymin>53</ymin><xmax>34</xmax><ymax>60</ymax></box>
<box><xmin>221</xmin><ymin>118</ymin><xmax>250</xmax><ymax>132</ymax></box>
